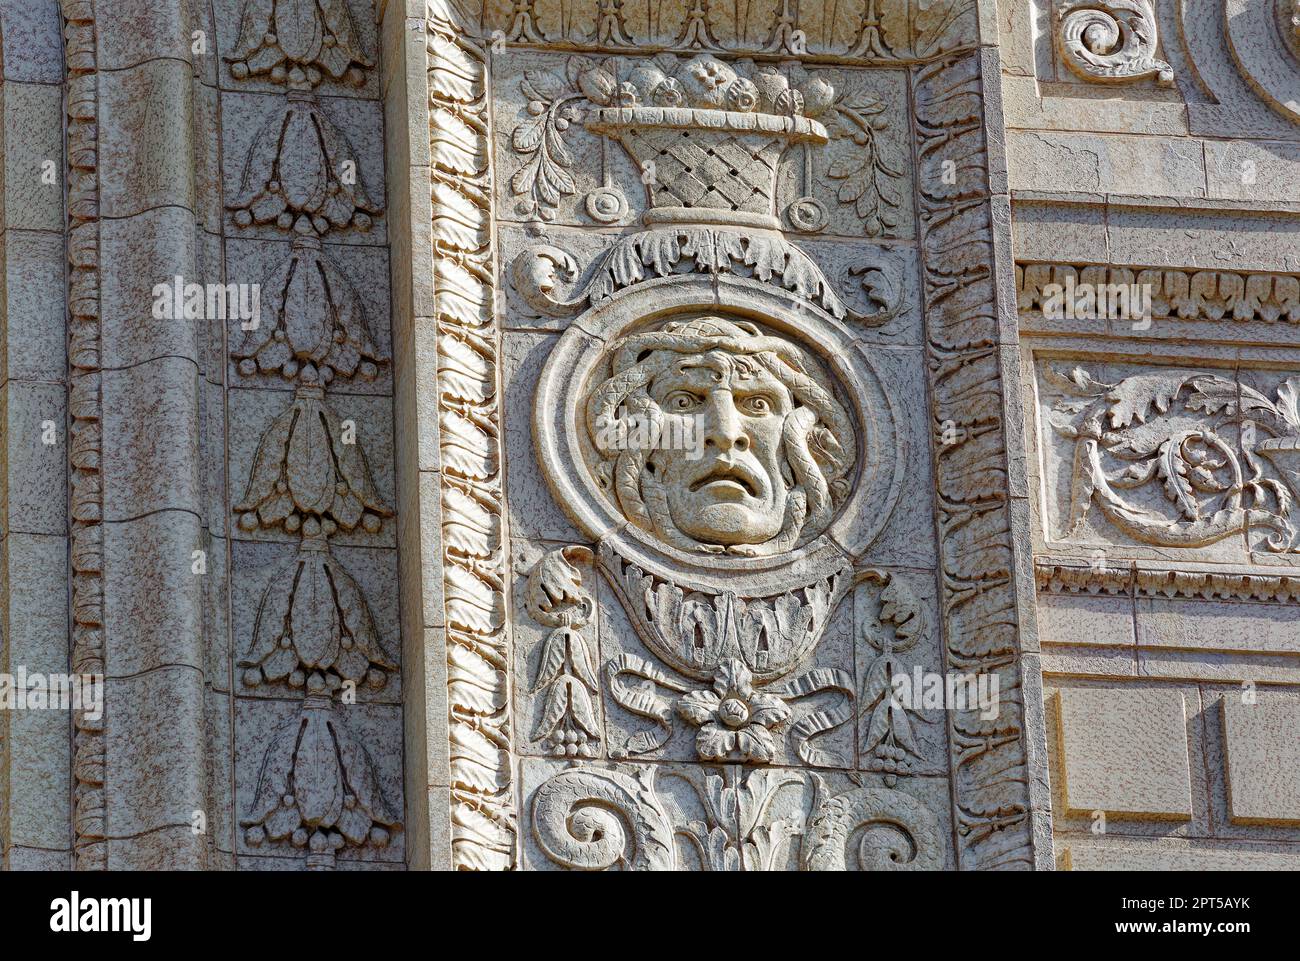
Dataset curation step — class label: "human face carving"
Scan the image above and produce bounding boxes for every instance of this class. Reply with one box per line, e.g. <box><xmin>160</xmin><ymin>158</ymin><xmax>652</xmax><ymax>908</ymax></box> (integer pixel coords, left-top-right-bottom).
<box><xmin>648</xmin><ymin>350</ymin><xmax>793</xmax><ymax>545</ymax></box>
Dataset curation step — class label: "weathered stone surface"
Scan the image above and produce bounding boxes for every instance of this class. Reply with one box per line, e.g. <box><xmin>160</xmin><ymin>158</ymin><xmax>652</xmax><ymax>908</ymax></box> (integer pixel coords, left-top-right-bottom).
<box><xmin>1220</xmin><ymin>696</ymin><xmax>1300</xmax><ymax>826</ymax></box>
<box><xmin>1055</xmin><ymin>686</ymin><xmax>1193</xmax><ymax>820</ymax></box>
<box><xmin>5</xmin><ymin>0</ymin><xmax>1300</xmax><ymax>874</ymax></box>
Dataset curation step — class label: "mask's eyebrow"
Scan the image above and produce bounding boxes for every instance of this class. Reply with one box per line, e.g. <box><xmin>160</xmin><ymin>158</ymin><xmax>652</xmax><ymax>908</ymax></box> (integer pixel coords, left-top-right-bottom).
<box><xmin>676</xmin><ymin>355</ymin><xmax>733</xmax><ymax>382</ymax></box>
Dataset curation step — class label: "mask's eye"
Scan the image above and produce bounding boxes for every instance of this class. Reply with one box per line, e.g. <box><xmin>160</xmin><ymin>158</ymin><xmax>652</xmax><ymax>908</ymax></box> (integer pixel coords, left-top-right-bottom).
<box><xmin>664</xmin><ymin>390</ymin><xmax>702</xmax><ymax>412</ymax></box>
<box><xmin>738</xmin><ymin>394</ymin><xmax>773</xmax><ymax>415</ymax></box>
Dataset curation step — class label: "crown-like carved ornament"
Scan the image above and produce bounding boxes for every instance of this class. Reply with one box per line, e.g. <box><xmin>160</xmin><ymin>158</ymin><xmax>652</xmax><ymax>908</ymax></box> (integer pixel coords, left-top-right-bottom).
<box><xmin>511</xmin><ymin>54</ymin><xmax>902</xmax><ymax>325</ymax></box>
<box><xmin>583</xmin><ymin>54</ymin><xmax>831</xmax><ymax>231</ymax></box>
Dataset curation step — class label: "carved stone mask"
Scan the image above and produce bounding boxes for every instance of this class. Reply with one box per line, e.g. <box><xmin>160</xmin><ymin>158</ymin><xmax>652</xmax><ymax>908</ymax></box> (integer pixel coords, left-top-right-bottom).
<box><xmin>586</xmin><ymin>315</ymin><xmax>855</xmax><ymax>555</ymax></box>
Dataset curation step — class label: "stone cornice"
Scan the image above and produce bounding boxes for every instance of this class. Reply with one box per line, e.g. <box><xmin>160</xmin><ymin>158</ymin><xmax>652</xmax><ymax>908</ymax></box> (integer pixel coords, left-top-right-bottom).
<box><xmin>1036</xmin><ymin>559</ymin><xmax>1300</xmax><ymax>603</ymax></box>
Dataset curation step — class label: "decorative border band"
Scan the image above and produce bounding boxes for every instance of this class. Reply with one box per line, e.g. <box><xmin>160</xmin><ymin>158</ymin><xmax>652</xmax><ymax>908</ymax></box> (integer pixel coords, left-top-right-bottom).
<box><xmin>1017</xmin><ymin>262</ymin><xmax>1300</xmax><ymax>325</ymax></box>
<box><xmin>428</xmin><ymin>0</ymin><xmax>517</xmax><ymax>870</ymax></box>
<box><xmin>62</xmin><ymin>0</ymin><xmax>107</xmax><ymax>870</ymax></box>
<box><xmin>916</xmin><ymin>55</ymin><xmax>1036</xmax><ymax>870</ymax></box>
<box><xmin>1036</xmin><ymin>560</ymin><xmax>1300</xmax><ymax>603</ymax></box>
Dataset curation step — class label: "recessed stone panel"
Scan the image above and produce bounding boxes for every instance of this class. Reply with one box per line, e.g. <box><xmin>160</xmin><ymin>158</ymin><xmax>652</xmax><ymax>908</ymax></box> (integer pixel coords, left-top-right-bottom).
<box><xmin>1222</xmin><ymin>697</ymin><xmax>1300</xmax><ymax>826</ymax></box>
<box><xmin>1056</xmin><ymin>686</ymin><xmax>1192</xmax><ymax>820</ymax></box>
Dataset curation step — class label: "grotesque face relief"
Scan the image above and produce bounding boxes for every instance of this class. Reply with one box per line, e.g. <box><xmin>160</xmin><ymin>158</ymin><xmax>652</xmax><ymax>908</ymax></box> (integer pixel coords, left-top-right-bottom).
<box><xmin>586</xmin><ymin>316</ymin><xmax>856</xmax><ymax>556</ymax></box>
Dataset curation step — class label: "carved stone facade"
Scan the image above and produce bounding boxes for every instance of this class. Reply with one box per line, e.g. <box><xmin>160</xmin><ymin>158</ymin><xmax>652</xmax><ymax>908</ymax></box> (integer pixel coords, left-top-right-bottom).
<box><xmin>0</xmin><ymin>0</ymin><xmax>1296</xmax><ymax>870</ymax></box>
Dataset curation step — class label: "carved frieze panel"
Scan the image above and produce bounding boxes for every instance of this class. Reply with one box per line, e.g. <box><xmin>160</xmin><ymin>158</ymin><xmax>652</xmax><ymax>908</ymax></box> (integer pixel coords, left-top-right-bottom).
<box><xmin>428</xmin><ymin>0</ymin><xmax>1036</xmax><ymax>870</ymax></box>
<box><xmin>215</xmin><ymin>0</ymin><xmax>402</xmax><ymax>870</ymax></box>
<box><xmin>1033</xmin><ymin>357</ymin><xmax>1300</xmax><ymax>562</ymax></box>
<box><xmin>519</xmin><ymin>758</ymin><xmax>952</xmax><ymax>871</ymax></box>
<box><xmin>483</xmin><ymin>0</ymin><xmax>980</xmax><ymax>62</ymax></box>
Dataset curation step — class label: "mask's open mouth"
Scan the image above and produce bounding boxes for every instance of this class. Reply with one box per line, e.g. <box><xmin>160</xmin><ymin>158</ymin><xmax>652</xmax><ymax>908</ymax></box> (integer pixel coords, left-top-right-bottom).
<box><xmin>690</xmin><ymin>463</ymin><xmax>758</xmax><ymax>497</ymax></box>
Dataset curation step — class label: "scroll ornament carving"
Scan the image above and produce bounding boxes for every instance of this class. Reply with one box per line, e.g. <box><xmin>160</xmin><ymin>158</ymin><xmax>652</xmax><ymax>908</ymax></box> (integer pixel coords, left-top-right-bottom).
<box><xmin>1048</xmin><ymin>365</ymin><xmax>1300</xmax><ymax>551</ymax></box>
<box><xmin>513</xmin><ymin>229</ymin><xmax>888</xmax><ymax>322</ymax></box>
<box><xmin>530</xmin><ymin>767</ymin><xmax>942</xmax><ymax>870</ymax></box>
<box><xmin>525</xmin><ymin>548</ymin><xmax>601</xmax><ymax>758</ymax></box>
<box><xmin>227</xmin><ymin>0</ymin><xmax>373</xmax><ymax>89</ymax></box>
<box><xmin>1057</xmin><ymin>0</ymin><xmax>1174</xmax><ymax>86</ymax></box>
<box><xmin>225</xmin><ymin>0</ymin><xmax>399</xmax><ymax>868</ymax></box>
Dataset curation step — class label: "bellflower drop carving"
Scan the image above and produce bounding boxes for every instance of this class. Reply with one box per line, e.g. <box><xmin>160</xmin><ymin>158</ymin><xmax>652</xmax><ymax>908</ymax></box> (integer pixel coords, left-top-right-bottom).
<box><xmin>239</xmin><ymin>534</ymin><xmax>397</xmax><ymax>692</ymax></box>
<box><xmin>241</xmin><ymin>695</ymin><xmax>400</xmax><ymax>870</ymax></box>
<box><xmin>228</xmin><ymin>92</ymin><xmax>381</xmax><ymax>236</ymax></box>
<box><xmin>235</xmin><ymin>386</ymin><xmax>391</xmax><ymax>536</ymax></box>
<box><xmin>235</xmin><ymin>237</ymin><xmax>384</xmax><ymax>385</ymax></box>
<box><xmin>525</xmin><ymin>547</ymin><xmax>601</xmax><ymax>757</ymax></box>
<box><xmin>227</xmin><ymin>0</ymin><xmax>374</xmax><ymax>89</ymax></box>
<box><xmin>856</xmin><ymin>571</ymin><xmax>930</xmax><ymax>783</ymax></box>
<box><xmin>225</xmin><ymin>1</ymin><xmax>401</xmax><ymax>861</ymax></box>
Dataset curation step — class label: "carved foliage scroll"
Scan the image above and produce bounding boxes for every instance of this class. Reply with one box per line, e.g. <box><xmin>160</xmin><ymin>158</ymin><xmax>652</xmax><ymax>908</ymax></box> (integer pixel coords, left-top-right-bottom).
<box><xmin>1045</xmin><ymin>365</ymin><xmax>1300</xmax><ymax>553</ymax></box>
<box><xmin>529</xmin><ymin>766</ymin><xmax>944</xmax><ymax>870</ymax></box>
<box><xmin>914</xmin><ymin>54</ymin><xmax>1035</xmax><ymax>869</ymax></box>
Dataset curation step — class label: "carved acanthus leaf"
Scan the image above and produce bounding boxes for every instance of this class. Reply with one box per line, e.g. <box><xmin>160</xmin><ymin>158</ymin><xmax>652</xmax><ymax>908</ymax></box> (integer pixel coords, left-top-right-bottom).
<box><xmin>512</xmin><ymin>228</ymin><xmax>861</xmax><ymax>320</ymax></box>
<box><xmin>600</xmin><ymin>546</ymin><xmax>851</xmax><ymax>680</ymax></box>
